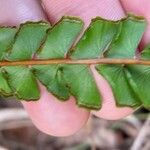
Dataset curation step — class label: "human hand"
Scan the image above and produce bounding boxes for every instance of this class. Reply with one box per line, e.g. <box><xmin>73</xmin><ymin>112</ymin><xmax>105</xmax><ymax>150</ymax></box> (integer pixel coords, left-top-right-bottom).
<box><xmin>0</xmin><ymin>0</ymin><xmax>149</xmax><ymax>137</ymax></box>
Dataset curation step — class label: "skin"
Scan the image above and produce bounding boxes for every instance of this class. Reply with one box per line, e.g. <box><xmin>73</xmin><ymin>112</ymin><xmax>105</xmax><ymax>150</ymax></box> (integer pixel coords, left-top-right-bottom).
<box><xmin>0</xmin><ymin>0</ymin><xmax>149</xmax><ymax>136</ymax></box>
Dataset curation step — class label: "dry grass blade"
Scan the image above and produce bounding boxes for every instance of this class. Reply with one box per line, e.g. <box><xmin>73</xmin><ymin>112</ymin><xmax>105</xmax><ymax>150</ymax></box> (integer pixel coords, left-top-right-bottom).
<box><xmin>131</xmin><ymin>115</ymin><xmax>150</xmax><ymax>150</ymax></box>
<box><xmin>0</xmin><ymin>108</ymin><xmax>32</xmax><ymax>130</ymax></box>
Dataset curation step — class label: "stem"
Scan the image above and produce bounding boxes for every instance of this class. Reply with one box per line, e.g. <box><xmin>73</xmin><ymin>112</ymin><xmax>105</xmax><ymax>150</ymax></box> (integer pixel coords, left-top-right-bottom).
<box><xmin>1</xmin><ymin>58</ymin><xmax>150</xmax><ymax>66</ymax></box>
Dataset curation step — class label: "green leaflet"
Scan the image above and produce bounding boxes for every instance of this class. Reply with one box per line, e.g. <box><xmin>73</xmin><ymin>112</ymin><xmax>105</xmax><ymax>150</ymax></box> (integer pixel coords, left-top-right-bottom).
<box><xmin>63</xmin><ymin>65</ymin><xmax>101</xmax><ymax>109</ymax></box>
<box><xmin>126</xmin><ymin>64</ymin><xmax>150</xmax><ymax>109</ymax></box>
<box><xmin>96</xmin><ymin>15</ymin><xmax>146</xmax><ymax>108</ymax></box>
<box><xmin>1</xmin><ymin>22</ymin><xmax>50</xmax><ymax>100</ymax></box>
<box><xmin>0</xmin><ymin>14</ymin><xmax>149</xmax><ymax>110</ymax></box>
<box><xmin>37</xmin><ymin>17</ymin><xmax>83</xmax><ymax>59</ymax></box>
<box><xmin>33</xmin><ymin>16</ymin><xmax>84</xmax><ymax>100</ymax></box>
<box><xmin>96</xmin><ymin>65</ymin><xmax>141</xmax><ymax>107</ymax></box>
<box><xmin>71</xmin><ymin>17</ymin><xmax>119</xmax><ymax>59</ymax></box>
<box><xmin>4</xmin><ymin>66</ymin><xmax>40</xmax><ymax>100</ymax></box>
<box><xmin>0</xmin><ymin>28</ymin><xmax>17</xmax><ymax>96</ymax></box>
<box><xmin>33</xmin><ymin>65</ymin><xmax>70</xmax><ymax>100</ymax></box>
<box><xmin>104</xmin><ymin>15</ymin><xmax>146</xmax><ymax>58</ymax></box>
<box><xmin>140</xmin><ymin>44</ymin><xmax>150</xmax><ymax>60</ymax></box>
<box><xmin>0</xmin><ymin>68</ymin><xmax>12</xmax><ymax>96</ymax></box>
<box><xmin>33</xmin><ymin>17</ymin><xmax>101</xmax><ymax>109</ymax></box>
<box><xmin>0</xmin><ymin>27</ymin><xmax>17</xmax><ymax>60</ymax></box>
<box><xmin>6</xmin><ymin>21</ymin><xmax>50</xmax><ymax>60</ymax></box>
<box><xmin>125</xmin><ymin>47</ymin><xmax>150</xmax><ymax>109</ymax></box>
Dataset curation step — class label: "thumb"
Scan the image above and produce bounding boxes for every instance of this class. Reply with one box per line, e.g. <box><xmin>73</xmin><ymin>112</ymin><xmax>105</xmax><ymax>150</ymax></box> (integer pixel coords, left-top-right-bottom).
<box><xmin>0</xmin><ymin>0</ymin><xmax>89</xmax><ymax>137</ymax></box>
<box><xmin>42</xmin><ymin>0</ymin><xmax>134</xmax><ymax>120</ymax></box>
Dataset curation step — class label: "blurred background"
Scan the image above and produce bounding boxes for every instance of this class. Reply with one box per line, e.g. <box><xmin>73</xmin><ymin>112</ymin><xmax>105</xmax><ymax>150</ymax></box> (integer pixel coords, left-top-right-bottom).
<box><xmin>0</xmin><ymin>98</ymin><xmax>149</xmax><ymax>150</ymax></box>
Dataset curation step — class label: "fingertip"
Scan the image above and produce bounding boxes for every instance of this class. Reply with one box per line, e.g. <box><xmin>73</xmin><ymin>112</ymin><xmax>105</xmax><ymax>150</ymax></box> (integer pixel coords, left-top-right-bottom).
<box><xmin>42</xmin><ymin>0</ymin><xmax>134</xmax><ymax>120</ymax></box>
<box><xmin>92</xmin><ymin>107</ymin><xmax>134</xmax><ymax>120</ymax></box>
<box><xmin>23</xmin><ymin>84</ymin><xmax>90</xmax><ymax>137</ymax></box>
<box><xmin>120</xmin><ymin>0</ymin><xmax>150</xmax><ymax>17</ymax></box>
<box><xmin>0</xmin><ymin>0</ymin><xmax>90</xmax><ymax>136</ymax></box>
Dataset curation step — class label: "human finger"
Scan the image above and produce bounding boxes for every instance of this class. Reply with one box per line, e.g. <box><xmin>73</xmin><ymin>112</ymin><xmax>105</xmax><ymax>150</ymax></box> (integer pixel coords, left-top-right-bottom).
<box><xmin>0</xmin><ymin>0</ymin><xmax>90</xmax><ymax>137</ymax></box>
<box><xmin>42</xmin><ymin>0</ymin><xmax>134</xmax><ymax>120</ymax></box>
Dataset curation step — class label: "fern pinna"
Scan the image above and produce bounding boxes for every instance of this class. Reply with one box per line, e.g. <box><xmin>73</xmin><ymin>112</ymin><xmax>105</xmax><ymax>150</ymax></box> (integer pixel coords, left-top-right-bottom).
<box><xmin>0</xmin><ymin>14</ymin><xmax>149</xmax><ymax>110</ymax></box>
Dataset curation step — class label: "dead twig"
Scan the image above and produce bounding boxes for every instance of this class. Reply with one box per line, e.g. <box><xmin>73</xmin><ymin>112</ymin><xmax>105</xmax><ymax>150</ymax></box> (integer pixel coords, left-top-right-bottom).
<box><xmin>131</xmin><ymin>115</ymin><xmax>150</xmax><ymax>150</ymax></box>
<box><xmin>0</xmin><ymin>108</ymin><xmax>32</xmax><ymax>130</ymax></box>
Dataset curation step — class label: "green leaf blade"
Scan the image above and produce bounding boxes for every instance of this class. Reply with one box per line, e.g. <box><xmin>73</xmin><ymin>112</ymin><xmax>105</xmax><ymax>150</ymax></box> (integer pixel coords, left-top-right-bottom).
<box><xmin>6</xmin><ymin>22</ymin><xmax>50</xmax><ymax>61</ymax></box>
<box><xmin>96</xmin><ymin>65</ymin><xmax>141</xmax><ymax>107</ymax></box>
<box><xmin>71</xmin><ymin>17</ymin><xmax>119</xmax><ymax>59</ymax></box>
<box><xmin>37</xmin><ymin>17</ymin><xmax>84</xmax><ymax>59</ymax></box>
<box><xmin>33</xmin><ymin>17</ymin><xmax>84</xmax><ymax>100</ymax></box>
<box><xmin>126</xmin><ymin>64</ymin><xmax>150</xmax><ymax>108</ymax></box>
<box><xmin>63</xmin><ymin>65</ymin><xmax>101</xmax><ymax>110</ymax></box>
<box><xmin>104</xmin><ymin>15</ymin><xmax>146</xmax><ymax>58</ymax></box>
<box><xmin>125</xmin><ymin>47</ymin><xmax>150</xmax><ymax>109</ymax></box>
<box><xmin>33</xmin><ymin>65</ymin><xmax>70</xmax><ymax>100</ymax></box>
<box><xmin>140</xmin><ymin>44</ymin><xmax>150</xmax><ymax>60</ymax></box>
<box><xmin>0</xmin><ymin>27</ymin><xmax>17</xmax><ymax>60</ymax></box>
<box><xmin>0</xmin><ymin>69</ymin><xmax>12</xmax><ymax>96</ymax></box>
<box><xmin>96</xmin><ymin>15</ymin><xmax>146</xmax><ymax>108</ymax></box>
<box><xmin>4</xmin><ymin>66</ymin><xmax>40</xmax><ymax>100</ymax></box>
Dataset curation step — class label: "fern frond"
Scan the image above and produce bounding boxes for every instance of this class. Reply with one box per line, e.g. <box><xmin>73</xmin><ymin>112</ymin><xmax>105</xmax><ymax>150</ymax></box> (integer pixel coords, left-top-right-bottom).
<box><xmin>0</xmin><ymin>14</ymin><xmax>149</xmax><ymax>110</ymax></box>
